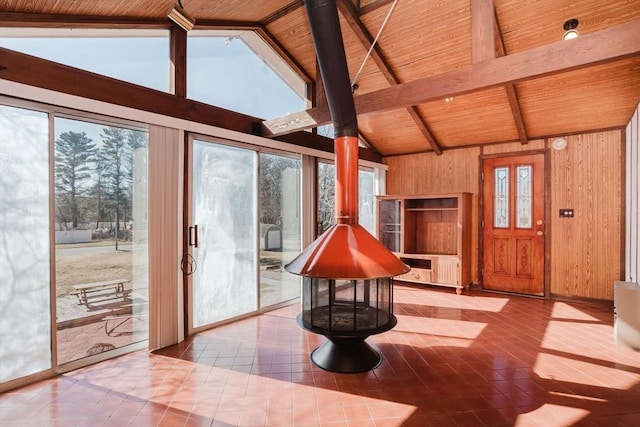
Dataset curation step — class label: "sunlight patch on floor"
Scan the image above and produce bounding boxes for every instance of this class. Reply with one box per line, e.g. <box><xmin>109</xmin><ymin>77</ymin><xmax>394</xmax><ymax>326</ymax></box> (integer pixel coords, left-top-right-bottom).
<box><xmin>551</xmin><ymin>301</ymin><xmax>601</xmax><ymax>321</ymax></box>
<box><xmin>516</xmin><ymin>403</ymin><xmax>590</xmax><ymax>426</ymax></box>
<box><xmin>395</xmin><ymin>314</ymin><xmax>487</xmax><ymax>341</ymax></box>
<box><xmin>534</xmin><ymin>352</ymin><xmax>640</xmax><ymax>390</ymax></box>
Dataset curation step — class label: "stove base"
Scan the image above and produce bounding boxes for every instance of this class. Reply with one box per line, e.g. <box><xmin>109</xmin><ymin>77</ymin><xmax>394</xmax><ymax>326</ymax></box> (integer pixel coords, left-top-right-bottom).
<box><xmin>310</xmin><ymin>337</ymin><xmax>382</xmax><ymax>373</ymax></box>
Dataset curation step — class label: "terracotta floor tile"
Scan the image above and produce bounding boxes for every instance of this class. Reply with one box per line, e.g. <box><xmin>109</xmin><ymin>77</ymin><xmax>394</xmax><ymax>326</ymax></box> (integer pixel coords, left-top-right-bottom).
<box><xmin>265</xmin><ymin>407</ymin><xmax>293</xmax><ymax>425</ymax></box>
<box><xmin>2</xmin><ymin>286</ymin><xmax>639</xmax><ymax>427</ymax></box>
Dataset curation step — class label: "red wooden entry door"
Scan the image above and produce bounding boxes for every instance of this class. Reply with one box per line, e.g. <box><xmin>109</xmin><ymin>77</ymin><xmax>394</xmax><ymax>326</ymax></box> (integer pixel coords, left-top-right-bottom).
<box><xmin>482</xmin><ymin>154</ymin><xmax>545</xmax><ymax>295</ymax></box>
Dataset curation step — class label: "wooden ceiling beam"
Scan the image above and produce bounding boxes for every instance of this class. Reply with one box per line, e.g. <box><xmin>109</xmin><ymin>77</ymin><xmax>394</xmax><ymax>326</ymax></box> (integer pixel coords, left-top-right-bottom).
<box><xmin>263</xmin><ymin>19</ymin><xmax>640</xmax><ymax>136</ymax></box>
<box><xmin>471</xmin><ymin>0</ymin><xmax>496</xmax><ymax>64</ymax></box>
<box><xmin>188</xmin><ymin>20</ymin><xmax>260</xmax><ymax>30</ymax></box>
<box><xmin>0</xmin><ymin>46</ymin><xmax>258</xmax><ymax>132</ymax></box>
<box><xmin>493</xmin><ymin>9</ymin><xmax>529</xmax><ymax>145</ymax></box>
<box><xmin>471</xmin><ymin>0</ymin><xmax>529</xmax><ymax>145</ymax></box>
<box><xmin>357</xmin><ymin>132</ymin><xmax>377</xmax><ymax>152</ymax></box>
<box><xmin>0</xmin><ymin>46</ymin><xmax>381</xmax><ymax>163</ymax></box>
<box><xmin>276</xmin><ymin>132</ymin><xmax>382</xmax><ymax>162</ymax></box>
<box><xmin>0</xmin><ymin>11</ymin><xmax>168</xmax><ymax>28</ymax></box>
<box><xmin>358</xmin><ymin>0</ymin><xmax>396</xmax><ymax>16</ymax></box>
<box><xmin>315</xmin><ymin>60</ymin><xmax>327</xmax><ymax>108</ymax></box>
<box><xmin>337</xmin><ymin>0</ymin><xmax>442</xmax><ymax>154</ymax></box>
<box><xmin>260</xmin><ymin>0</ymin><xmax>304</xmax><ymax>26</ymax></box>
<box><xmin>0</xmin><ymin>11</ymin><xmax>260</xmax><ymax>31</ymax></box>
<box><xmin>169</xmin><ymin>27</ymin><xmax>187</xmax><ymax>98</ymax></box>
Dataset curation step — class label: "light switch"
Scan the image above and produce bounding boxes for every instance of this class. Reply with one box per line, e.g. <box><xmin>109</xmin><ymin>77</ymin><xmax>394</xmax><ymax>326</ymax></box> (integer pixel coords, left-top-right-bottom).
<box><xmin>559</xmin><ymin>209</ymin><xmax>574</xmax><ymax>218</ymax></box>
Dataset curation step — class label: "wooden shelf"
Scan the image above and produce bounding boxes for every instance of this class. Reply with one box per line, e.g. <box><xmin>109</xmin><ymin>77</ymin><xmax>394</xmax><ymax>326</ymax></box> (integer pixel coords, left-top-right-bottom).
<box><xmin>377</xmin><ymin>193</ymin><xmax>472</xmax><ymax>294</ymax></box>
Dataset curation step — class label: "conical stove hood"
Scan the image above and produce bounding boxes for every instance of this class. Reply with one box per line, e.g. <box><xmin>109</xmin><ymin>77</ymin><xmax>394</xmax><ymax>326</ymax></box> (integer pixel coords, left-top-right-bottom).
<box><xmin>285</xmin><ymin>0</ymin><xmax>409</xmax><ymax>280</ymax></box>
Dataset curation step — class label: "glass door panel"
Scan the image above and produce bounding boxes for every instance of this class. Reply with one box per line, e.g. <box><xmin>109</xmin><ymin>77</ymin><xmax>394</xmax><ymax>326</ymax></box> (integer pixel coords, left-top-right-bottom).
<box><xmin>0</xmin><ymin>105</ymin><xmax>52</xmax><ymax>384</ymax></box>
<box><xmin>317</xmin><ymin>160</ymin><xmax>335</xmax><ymax>236</ymax></box>
<box><xmin>359</xmin><ymin>168</ymin><xmax>375</xmax><ymax>234</ymax></box>
<box><xmin>317</xmin><ymin>161</ymin><xmax>376</xmax><ymax>236</ymax></box>
<box><xmin>259</xmin><ymin>153</ymin><xmax>301</xmax><ymax>308</ymax></box>
<box><xmin>54</xmin><ymin>118</ymin><xmax>149</xmax><ymax>365</ymax></box>
<box><xmin>191</xmin><ymin>140</ymin><xmax>258</xmax><ymax>328</ymax></box>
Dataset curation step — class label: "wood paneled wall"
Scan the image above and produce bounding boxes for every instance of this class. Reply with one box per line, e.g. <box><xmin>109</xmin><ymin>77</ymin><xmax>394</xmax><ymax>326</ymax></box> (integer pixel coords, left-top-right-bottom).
<box><xmin>385</xmin><ymin>148</ymin><xmax>480</xmax><ymax>282</ymax></box>
<box><xmin>385</xmin><ymin>131</ymin><xmax>625</xmax><ymax>301</ymax></box>
<box><xmin>481</xmin><ymin>139</ymin><xmax>546</xmax><ymax>155</ymax></box>
<box><xmin>550</xmin><ymin>131</ymin><xmax>624</xmax><ymax>300</ymax></box>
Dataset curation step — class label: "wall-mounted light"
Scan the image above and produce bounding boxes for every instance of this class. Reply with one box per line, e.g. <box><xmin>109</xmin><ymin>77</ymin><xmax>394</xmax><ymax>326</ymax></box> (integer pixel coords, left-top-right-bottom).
<box><xmin>552</xmin><ymin>137</ymin><xmax>567</xmax><ymax>150</ymax></box>
<box><xmin>444</xmin><ymin>96</ymin><xmax>454</xmax><ymax>103</ymax></box>
<box><xmin>562</xmin><ymin>19</ymin><xmax>579</xmax><ymax>40</ymax></box>
<box><xmin>168</xmin><ymin>2</ymin><xmax>195</xmax><ymax>31</ymax></box>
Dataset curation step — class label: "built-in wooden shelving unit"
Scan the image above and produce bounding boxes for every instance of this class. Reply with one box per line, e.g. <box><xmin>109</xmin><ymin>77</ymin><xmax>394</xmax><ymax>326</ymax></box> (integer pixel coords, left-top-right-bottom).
<box><xmin>377</xmin><ymin>193</ymin><xmax>472</xmax><ymax>294</ymax></box>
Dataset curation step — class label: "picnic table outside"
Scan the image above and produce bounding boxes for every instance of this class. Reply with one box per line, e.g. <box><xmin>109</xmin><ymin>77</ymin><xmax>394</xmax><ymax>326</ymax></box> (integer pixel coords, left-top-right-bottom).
<box><xmin>72</xmin><ymin>279</ymin><xmax>132</xmax><ymax>309</ymax></box>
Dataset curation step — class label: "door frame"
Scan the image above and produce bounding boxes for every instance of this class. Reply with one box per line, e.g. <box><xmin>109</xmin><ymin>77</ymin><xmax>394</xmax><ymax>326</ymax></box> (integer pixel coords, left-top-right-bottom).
<box><xmin>184</xmin><ymin>134</ymin><xmax>309</xmax><ymax>335</ymax></box>
<box><xmin>478</xmin><ymin>149</ymin><xmax>552</xmax><ymax>298</ymax></box>
<box><xmin>184</xmin><ymin>134</ymin><xmax>261</xmax><ymax>335</ymax></box>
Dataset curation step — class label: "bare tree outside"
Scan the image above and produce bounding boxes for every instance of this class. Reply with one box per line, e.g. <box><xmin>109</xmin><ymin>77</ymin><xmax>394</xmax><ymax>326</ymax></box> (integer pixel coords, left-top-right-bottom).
<box><xmin>260</xmin><ymin>154</ymin><xmax>299</xmax><ymax>226</ymax></box>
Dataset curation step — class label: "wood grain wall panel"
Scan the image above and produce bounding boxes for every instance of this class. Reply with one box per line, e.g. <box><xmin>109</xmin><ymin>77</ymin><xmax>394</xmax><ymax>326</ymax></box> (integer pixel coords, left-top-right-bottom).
<box><xmin>386</xmin><ymin>148</ymin><xmax>479</xmax><ymax>195</ymax></box>
<box><xmin>385</xmin><ymin>148</ymin><xmax>480</xmax><ymax>282</ymax></box>
<box><xmin>386</xmin><ymin>131</ymin><xmax>624</xmax><ymax>300</ymax></box>
<box><xmin>481</xmin><ymin>139</ymin><xmax>546</xmax><ymax>155</ymax></box>
<box><xmin>550</xmin><ymin>130</ymin><xmax>623</xmax><ymax>300</ymax></box>
<box><xmin>148</xmin><ymin>124</ymin><xmax>183</xmax><ymax>349</ymax></box>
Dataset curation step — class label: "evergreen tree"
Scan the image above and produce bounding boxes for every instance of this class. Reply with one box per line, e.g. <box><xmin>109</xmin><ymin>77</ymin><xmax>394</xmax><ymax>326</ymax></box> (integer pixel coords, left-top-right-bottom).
<box><xmin>125</xmin><ymin>130</ymin><xmax>147</xmax><ymax>233</ymax></box>
<box><xmin>125</xmin><ymin>130</ymin><xmax>147</xmax><ymax>199</ymax></box>
<box><xmin>55</xmin><ymin>131</ymin><xmax>96</xmax><ymax>229</ymax></box>
<box><xmin>100</xmin><ymin>126</ymin><xmax>130</xmax><ymax>232</ymax></box>
<box><xmin>91</xmin><ymin>150</ymin><xmax>108</xmax><ymax>229</ymax></box>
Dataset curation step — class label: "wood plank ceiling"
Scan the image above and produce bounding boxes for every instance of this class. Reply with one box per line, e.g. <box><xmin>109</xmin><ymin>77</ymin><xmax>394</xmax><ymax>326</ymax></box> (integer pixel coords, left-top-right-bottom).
<box><xmin>1</xmin><ymin>0</ymin><xmax>639</xmax><ymax>157</ymax></box>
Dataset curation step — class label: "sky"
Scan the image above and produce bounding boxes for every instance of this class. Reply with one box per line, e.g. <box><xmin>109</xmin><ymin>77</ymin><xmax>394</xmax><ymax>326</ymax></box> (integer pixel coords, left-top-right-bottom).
<box><xmin>0</xmin><ymin>31</ymin><xmax>305</xmax><ymax>120</ymax></box>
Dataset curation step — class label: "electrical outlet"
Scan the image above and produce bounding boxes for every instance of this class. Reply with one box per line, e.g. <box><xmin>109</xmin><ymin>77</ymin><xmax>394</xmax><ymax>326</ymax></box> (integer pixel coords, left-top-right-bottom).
<box><xmin>559</xmin><ymin>209</ymin><xmax>574</xmax><ymax>218</ymax></box>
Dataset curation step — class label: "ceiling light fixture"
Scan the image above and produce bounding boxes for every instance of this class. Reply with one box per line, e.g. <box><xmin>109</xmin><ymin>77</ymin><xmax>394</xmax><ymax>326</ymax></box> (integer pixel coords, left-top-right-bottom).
<box><xmin>444</xmin><ymin>96</ymin><xmax>454</xmax><ymax>103</ymax></box>
<box><xmin>168</xmin><ymin>1</ymin><xmax>195</xmax><ymax>31</ymax></box>
<box><xmin>562</xmin><ymin>18</ymin><xmax>579</xmax><ymax>40</ymax></box>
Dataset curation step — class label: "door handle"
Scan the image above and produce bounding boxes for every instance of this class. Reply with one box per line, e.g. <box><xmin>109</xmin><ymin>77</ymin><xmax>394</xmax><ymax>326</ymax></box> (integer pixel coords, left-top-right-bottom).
<box><xmin>188</xmin><ymin>225</ymin><xmax>199</xmax><ymax>248</ymax></box>
<box><xmin>536</xmin><ymin>230</ymin><xmax>543</xmax><ymax>236</ymax></box>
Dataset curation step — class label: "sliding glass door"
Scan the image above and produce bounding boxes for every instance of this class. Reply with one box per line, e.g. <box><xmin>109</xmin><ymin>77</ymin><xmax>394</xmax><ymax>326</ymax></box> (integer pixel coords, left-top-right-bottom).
<box><xmin>1</xmin><ymin>102</ymin><xmax>150</xmax><ymax>390</ymax></box>
<box><xmin>54</xmin><ymin>117</ymin><xmax>149</xmax><ymax>365</ymax></box>
<box><xmin>259</xmin><ymin>153</ymin><xmax>301</xmax><ymax>308</ymax></box>
<box><xmin>190</xmin><ymin>139</ymin><xmax>258</xmax><ymax>330</ymax></box>
<box><xmin>317</xmin><ymin>160</ymin><xmax>377</xmax><ymax>236</ymax></box>
<box><xmin>0</xmin><ymin>105</ymin><xmax>52</xmax><ymax>385</ymax></box>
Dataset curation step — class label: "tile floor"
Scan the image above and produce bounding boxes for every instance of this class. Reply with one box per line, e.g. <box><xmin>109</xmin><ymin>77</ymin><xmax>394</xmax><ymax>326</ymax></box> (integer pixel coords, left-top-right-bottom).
<box><xmin>1</xmin><ymin>284</ymin><xmax>638</xmax><ymax>426</ymax></box>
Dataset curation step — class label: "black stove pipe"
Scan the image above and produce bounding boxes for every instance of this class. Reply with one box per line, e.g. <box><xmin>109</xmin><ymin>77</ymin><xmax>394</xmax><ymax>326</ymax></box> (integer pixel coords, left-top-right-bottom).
<box><xmin>304</xmin><ymin>0</ymin><xmax>358</xmax><ymax>138</ymax></box>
